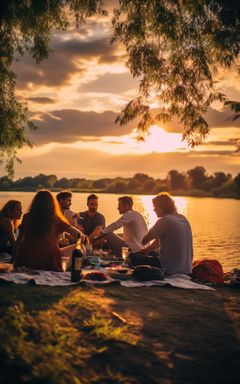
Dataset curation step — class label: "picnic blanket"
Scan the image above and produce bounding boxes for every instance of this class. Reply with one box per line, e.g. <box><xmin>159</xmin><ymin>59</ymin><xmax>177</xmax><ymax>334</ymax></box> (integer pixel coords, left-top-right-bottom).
<box><xmin>0</xmin><ymin>270</ymin><xmax>214</xmax><ymax>290</ymax></box>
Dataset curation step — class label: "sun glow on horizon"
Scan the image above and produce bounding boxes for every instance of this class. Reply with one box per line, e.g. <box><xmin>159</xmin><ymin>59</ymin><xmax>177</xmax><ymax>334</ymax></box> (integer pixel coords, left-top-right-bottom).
<box><xmin>126</xmin><ymin>125</ymin><xmax>189</xmax><ymax>154</ymax></box>
<box><xmin>101</xmin><ymin>125</ymin><xmax>189</xmax><ymax>155</ymax></box>
<box><xmin>18</xmin><ymin>123</ymin><xmax>239</xmax><ymax>164</ymax></box>
<box><xmin>86</xmin><ymin>124</ymin><xmax>189</xmax><ymax>154</ymax></box>
<box><xmin>18</xmin><ymin>124</ymin><xmax>189</xmax><ymax>158</ymax></box>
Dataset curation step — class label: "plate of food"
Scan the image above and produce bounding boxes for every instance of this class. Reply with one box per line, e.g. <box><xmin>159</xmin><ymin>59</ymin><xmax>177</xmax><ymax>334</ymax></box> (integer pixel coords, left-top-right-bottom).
<box><xmin>106</xmin><ymin>266</ymin><xmax>133</xmax><ymax>280</ymax></box>
<box><xmin>84</xmin><ymin>271</ymin><xmax>109</xmax><ymax>281</ymax></box>
<box><xmin>108</xmin><ymin>265</ymin><xmax>131</xmax><ymax>273</ymax></box>
<box><xmin>108</xmin><ymin>272</ymin><xmax>133</xmax><ymax>280</ymax></box>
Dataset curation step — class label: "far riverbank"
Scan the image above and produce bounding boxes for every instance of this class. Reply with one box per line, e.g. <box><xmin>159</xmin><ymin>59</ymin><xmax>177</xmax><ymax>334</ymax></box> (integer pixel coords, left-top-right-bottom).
<box><xmin>1</xmin><ymin>168</ymin><xmax>240</xmax><ymax>198</ymax></box>
<box><xmin>0</xmin><ymin>187</ymin><xmax>239</xmax><ymax>199</ymax></box>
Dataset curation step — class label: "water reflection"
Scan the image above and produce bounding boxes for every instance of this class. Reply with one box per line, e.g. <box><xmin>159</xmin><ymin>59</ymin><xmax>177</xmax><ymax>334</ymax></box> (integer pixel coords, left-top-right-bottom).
<box><xmin>135</xmin><ymin>196</ymin><xmax>154</xmax><ymax>226</ymax></box>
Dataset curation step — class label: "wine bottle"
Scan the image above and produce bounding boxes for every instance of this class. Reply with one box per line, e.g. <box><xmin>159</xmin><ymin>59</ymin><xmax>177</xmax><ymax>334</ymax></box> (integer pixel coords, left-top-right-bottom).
<box><xmin>71</xmin><ymin>236</ymin><xmax>84</xmax><ymax>282</ymax></box>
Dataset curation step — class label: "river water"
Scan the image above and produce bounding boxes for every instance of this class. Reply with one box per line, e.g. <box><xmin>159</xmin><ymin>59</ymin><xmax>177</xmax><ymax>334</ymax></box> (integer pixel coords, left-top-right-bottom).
<box><xmin>0</xmin><ymin>191</ymin><xmax>239</xmax><ymax>272</ymax></box>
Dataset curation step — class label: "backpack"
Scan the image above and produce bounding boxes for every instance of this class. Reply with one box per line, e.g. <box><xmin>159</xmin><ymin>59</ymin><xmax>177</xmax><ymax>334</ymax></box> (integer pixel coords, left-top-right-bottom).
<box><xmin>191</xmin><ymin>259</ymin><xmax>224</xmax><ymax>285</ymax></box>
<box><xmin>132</xmin><ymin>265</ymin><xmax>165</xmax><ymax>281</ymax></box>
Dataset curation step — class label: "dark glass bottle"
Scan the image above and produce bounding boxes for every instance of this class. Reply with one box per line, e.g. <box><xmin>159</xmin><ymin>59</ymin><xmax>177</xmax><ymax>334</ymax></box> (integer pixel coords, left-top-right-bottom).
<box><xmin>71</xmin><ymin>237</ymin><xmax>83</xmax><ymax>282</ymax></box>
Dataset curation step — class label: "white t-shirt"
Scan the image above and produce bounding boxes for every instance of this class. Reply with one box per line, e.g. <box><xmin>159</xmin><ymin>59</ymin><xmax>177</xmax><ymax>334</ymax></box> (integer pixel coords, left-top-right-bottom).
<box><xmin>102</xmin><ymin>210</ymin><xmax>148</xmax><ymax>251</ymax></box>
<box><xmin>148</xmin><ymin>213</ymin><xmax>193</xmax><ymax>275</ymax></box>
<box><xmin>64</xmin><ymin>209</ymin><xmax>78</xmax><ymax>227</ymax></box>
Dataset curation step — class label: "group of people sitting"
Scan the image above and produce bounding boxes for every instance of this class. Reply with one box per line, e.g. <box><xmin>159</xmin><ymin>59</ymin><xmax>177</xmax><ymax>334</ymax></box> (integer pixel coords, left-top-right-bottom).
<box><xmin>0</xmin><ymin>190</ymin><xmax>193</xmax><ymax>275</ymax></box>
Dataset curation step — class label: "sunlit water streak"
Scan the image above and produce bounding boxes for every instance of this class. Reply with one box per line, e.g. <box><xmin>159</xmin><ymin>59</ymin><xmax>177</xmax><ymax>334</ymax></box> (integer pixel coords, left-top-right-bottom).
<box><xmin>0</xmin><ymin>192</ymin><xmax>239</xmax><ymax>272</ymax></box>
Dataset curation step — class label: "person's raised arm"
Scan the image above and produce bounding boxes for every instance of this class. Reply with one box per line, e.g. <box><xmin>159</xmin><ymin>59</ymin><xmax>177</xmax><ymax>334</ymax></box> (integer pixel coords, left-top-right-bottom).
<box><xmin>67</xmin><ymin>225</ymin><xmax>86</xmax><ymax>243</ymax></box>
<box><xmin>88</xmin><ymin>225</ymin><xmax>104</xmax><ymax>240</ymax></box>
<box><xmin>77</xmin><ymin>224</ymin><xmax>85</xmax><ymax>233</ymax></box>
<box><xmin>102</xmin><ymin>211</ymin><xmax>132</xmax><ymax>234</ymax></box>
<box><xmin>92</xmin><ymin>212</ymin><xmax>131</xmax><ymax>244</ymax></box>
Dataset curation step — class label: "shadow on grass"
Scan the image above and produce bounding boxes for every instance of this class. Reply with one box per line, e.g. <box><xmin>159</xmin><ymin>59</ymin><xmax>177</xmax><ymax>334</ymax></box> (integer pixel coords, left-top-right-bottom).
<box><xmin>0</xmin><ymin>283</ymin><xmax>239</xmax><ymax>384</ymax></box>
<box><xmin>0</xmin><ymin>282</ymin><xmax>73</xmax><ymax>313</ymax></box>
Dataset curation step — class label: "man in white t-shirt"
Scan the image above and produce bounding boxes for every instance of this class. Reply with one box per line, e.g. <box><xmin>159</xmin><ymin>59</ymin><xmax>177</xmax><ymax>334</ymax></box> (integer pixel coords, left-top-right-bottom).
<box><xmin>93</xmin><ymin>196</ymin><xmax>148</xmax><ymax>258</ymax></box>
<box><xmin>129</xmin><ymin>192</ymin><xmax>193</xmax><ymax>275</ymax></box>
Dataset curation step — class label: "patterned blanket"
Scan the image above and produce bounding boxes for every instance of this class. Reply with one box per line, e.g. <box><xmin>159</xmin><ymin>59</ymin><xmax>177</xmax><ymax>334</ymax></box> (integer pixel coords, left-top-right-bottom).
<box><xmin>0</xmin><ymin>270</ymin><xmax>214</xmax><ymax>290</ymax></box>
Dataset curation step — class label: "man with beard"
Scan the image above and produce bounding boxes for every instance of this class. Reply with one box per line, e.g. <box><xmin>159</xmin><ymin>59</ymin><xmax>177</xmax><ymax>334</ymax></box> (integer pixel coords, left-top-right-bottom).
<box><xmin>56</xmin><ymin>191</ymin><xmax>78</xmax><ymax>227</ymax></box>
<box><xmin>77</xmin><ymin>194</ymin><xmax>105</xmax><ymax>241</ymax></box>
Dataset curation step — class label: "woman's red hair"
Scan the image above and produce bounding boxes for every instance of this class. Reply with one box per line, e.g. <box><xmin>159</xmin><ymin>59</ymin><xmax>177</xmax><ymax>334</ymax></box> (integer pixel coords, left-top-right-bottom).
<box><xmin>27</xmin><ymin>190</ymin><xmax>66</xmax><ymax>237</ymax></box>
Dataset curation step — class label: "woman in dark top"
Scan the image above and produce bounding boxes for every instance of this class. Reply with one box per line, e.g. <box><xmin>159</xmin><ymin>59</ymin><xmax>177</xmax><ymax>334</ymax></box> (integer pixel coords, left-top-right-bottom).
<box><xmin>14</xmin><ymin>190</ymin><xmax>84</xmax><ymax>271</ymax></box>
<box><xmin>0</xmin><ymin>200</ymin><xmax>22</xmax><ymax>255</ymax></box>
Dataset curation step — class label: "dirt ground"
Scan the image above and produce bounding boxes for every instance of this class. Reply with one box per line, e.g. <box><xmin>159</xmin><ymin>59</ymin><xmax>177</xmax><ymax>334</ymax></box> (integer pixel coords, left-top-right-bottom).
<box><xmin>99</xmin><ymin>285</ymin><xmax>240</xmax><ymax>384</ymax></box>
<box><xmin>0</xmin><ymin>283</ymin><xmax>239</xmax><ymax>384</ymax></box>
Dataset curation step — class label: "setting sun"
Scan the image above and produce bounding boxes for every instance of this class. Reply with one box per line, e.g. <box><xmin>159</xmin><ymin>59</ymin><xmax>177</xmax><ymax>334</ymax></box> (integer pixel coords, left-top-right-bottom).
<box><xmin>128</xmin><ymin>125</ymin><xmax>189</xmax><ymax>154</ymax></box>
<box><xmin>116</xmin><ymin>125</ymin><xmax>189</xmax><ymax>154</ymax></box>
<box><xmin>95</xmin><ymin>125</ymin><xmax>189</xmax><ymax>155</ymax></box>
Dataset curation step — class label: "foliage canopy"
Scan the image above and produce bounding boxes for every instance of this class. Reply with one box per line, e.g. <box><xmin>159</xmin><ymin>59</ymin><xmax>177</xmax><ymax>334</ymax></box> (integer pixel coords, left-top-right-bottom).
<box><xmin>0</xmin><ymin>0</ymin><xmax>106</xmax><ymax>176</ymax></box>
<box><xmin>112</xmin><ymin>0</ymin><xmax>240</xmax><ymax>143</ymax></box>
<box><xmin>1</xmin><ymin>0</ymin><xmax>240</xmax><ymax>175</ymax></box>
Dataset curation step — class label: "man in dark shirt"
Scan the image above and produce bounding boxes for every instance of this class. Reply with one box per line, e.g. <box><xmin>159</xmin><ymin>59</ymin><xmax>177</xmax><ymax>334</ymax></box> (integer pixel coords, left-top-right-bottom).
<box><xmin>77</xmin><ymin>194</ymin><xmax>105</xmax><ymax>241</ymax></box>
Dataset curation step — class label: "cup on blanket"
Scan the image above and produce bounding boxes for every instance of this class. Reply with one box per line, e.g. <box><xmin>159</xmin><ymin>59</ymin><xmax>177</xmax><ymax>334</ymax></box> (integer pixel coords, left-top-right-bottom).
<box><xmin>121</xmin><ymin>247</ymin><xmax>129</xmax><ymax>261</ymax></box>
<box><xmin>62</xmin><ymin>256</ymin><xmax>70</xmax><ymax>272</ymax></box>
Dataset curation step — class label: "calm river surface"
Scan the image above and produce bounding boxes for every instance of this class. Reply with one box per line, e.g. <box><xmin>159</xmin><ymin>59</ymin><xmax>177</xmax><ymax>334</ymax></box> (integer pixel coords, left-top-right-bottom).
<box><xmin>0</xmin><ymin>192</ymin><xmax>239</xmax><ymax>272</ymax></box>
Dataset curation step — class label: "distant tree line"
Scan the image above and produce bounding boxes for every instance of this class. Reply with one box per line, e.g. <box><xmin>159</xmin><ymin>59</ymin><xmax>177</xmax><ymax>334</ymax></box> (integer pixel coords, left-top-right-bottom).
<box><xmin>0</xmin><ymin>167</ymin><xmax>240</xmax><ymax>198</ymax></box>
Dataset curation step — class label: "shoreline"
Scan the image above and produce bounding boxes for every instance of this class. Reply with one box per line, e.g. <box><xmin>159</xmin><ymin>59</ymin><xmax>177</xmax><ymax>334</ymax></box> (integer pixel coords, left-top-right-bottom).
<box><xmin>1</xmin><ymin>188</ymin><xmax>239</xmax><ymax>200</ymax></box>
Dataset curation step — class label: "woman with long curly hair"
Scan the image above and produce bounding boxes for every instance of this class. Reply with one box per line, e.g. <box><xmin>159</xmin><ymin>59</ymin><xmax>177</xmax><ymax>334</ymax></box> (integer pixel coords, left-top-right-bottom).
<box><xmin>14</xmin><ymin>190</ymin><xmax>85</xmax><ymax>271</ymax></box>
<box><xmin>0</xmin><ymin>200</ymin><xmax>22</xmax><ymax>255</ymax></box>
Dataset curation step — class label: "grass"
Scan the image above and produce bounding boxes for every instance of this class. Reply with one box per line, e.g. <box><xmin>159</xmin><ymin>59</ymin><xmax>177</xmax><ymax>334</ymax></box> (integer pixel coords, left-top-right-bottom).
<box><xmin>0</xmin><ymin>283</ymin><xmax>240</xmax><ymax>384</ymax></box>
<box><xmin>0</xmin><ymin>286</ymin><xmax>135</xmax><ymax>384</ymax></box>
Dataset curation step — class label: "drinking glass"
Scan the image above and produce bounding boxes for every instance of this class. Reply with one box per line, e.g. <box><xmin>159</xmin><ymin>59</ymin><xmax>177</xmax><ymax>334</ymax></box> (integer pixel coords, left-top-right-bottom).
<box><xmin>62</xmin><ymin>256</ymin><xmax>70</xmax><ymax>272</ymax></box>
<box><xmin>121</xmin><ymin>247</ymin><xmax>129</xmax><ymax>265</ymax></box>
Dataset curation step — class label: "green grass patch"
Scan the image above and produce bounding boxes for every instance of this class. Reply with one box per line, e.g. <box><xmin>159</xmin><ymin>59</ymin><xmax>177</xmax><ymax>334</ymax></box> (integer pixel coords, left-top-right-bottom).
<box><xmin>0</xmin><ymin>287</ymin><xmax>135</xmax><ymax>384</ymax></box>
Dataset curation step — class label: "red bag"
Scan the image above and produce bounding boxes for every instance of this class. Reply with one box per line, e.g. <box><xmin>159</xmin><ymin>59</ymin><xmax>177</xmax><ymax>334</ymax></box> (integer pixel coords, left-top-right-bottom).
<box><xmin>192</xmin><ymin>259</ymin><xmax>224</xmax><ymax>284</ymax></box>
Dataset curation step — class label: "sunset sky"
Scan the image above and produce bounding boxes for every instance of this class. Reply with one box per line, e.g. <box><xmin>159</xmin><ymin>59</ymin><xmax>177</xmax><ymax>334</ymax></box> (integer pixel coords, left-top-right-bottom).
<box><xmin>10</xmin><ymin>1</ymin><xmax>240</xmax><ymax>180</ymax></box>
